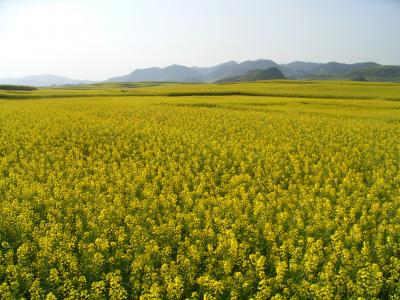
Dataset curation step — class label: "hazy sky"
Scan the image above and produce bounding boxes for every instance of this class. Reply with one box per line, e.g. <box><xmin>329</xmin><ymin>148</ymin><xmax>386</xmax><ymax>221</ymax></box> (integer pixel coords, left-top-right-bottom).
<box><xmin>0</xmin><ymin>0</ymin><xmax>399</xmax><ymax>80</ymax></box>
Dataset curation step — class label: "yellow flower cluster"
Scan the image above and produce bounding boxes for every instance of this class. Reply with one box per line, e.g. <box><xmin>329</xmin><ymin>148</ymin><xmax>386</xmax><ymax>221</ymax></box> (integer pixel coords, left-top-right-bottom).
<box><xmin>0</xmin><ymin>82</ymin><xmax>400</xmax><ymax>298</ymax></box>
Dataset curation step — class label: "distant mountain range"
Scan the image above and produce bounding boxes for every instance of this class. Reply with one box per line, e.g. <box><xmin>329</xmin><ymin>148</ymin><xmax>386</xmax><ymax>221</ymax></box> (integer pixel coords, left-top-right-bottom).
<box><xmin>1</xmin><ymin>60</ymin><xmax>400</xmax><ymax>87</ymax></box>
<box><xmin>106</xmin><ymin>60</ymin><xmax>400</xmax><ymax>84</ymax></box>
<box><xmin>106</xmin><ymin>59</ymin><xmax>282</xmax><ymax>83</ymax></box>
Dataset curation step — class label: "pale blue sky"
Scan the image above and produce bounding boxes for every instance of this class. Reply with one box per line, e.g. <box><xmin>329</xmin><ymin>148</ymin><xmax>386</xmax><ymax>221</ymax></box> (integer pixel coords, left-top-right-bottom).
<box><xmin>0</xmin><ymin>0</ymin><xmax>399</xmax><ymax>80</ymax></box>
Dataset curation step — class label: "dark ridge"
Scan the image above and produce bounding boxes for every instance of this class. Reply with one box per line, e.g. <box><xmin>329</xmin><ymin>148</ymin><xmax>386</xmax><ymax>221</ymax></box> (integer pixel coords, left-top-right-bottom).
<box><xmin>0</xmin><ymin>84</ymin><xmax>37</xmax><ymax>91</ymax></box>
<box><xmin>216</xmin><ymin>67</ymin><xmax>287</xmax><ymax>83</ymax></box>
<box><xmin>0</xmin><ymin>90</ymin><xmax>374</xmax><ymax>101</ymax></box>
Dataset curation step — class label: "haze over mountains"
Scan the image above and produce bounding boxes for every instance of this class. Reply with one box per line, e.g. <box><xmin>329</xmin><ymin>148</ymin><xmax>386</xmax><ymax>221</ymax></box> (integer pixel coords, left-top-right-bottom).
<box><xmin>1</xmin><ymin>59</ymin><xmax>400</xmax><ymax>87</ymax></box>
<box><xmin>0</xmin><ymin>75</ymin><xmax>93</xmax><ymax>87</ymax></box>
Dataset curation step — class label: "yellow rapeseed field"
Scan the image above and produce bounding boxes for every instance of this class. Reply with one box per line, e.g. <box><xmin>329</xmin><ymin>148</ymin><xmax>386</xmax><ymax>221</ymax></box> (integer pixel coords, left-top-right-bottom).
<box><xmin>0</xmin><ymin>81</ymin><xmax>400</xmax><ymax>299</ymax></box>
